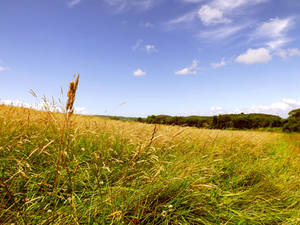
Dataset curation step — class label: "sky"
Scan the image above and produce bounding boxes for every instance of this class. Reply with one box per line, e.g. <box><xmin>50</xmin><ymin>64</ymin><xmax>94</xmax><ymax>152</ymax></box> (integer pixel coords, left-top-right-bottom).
<box><xmin>1</xmin><ymin>0</ymin><xmax>300</xmax><ymax>118</ymax></box>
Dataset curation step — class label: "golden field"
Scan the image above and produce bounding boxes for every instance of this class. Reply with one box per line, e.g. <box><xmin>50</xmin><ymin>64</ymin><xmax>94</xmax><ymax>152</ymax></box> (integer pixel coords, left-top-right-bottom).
<box><xmin>0</xmin><ymin>104</ymin><xmax>300</xmax><ymax>224</ymax></box>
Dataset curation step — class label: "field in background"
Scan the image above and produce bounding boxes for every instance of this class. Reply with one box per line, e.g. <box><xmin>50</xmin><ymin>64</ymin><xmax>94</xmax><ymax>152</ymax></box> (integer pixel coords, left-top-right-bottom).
<box><xmin>1</xmin><ymin>105</ymin><xmax>300</xmax><ymax>224</ymax></box>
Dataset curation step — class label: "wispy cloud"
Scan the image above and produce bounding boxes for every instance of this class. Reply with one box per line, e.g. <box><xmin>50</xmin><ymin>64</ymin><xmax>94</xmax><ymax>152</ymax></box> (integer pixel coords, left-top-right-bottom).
<box><xmin>253</xmin><ymin>17</ymin><xmax>293</xmax><ymax>39</ymax></box>
<box><xmin>103</xmin><ymin>0</ymin><xmax>161</xmax><ymax>12</ymax></box>
<box><xmin>0</xmin><ymin>66</ymin><xmax>10</xmax><ymax>71</ymax></box>
<box><xmin>288</xmin><ymin>48</ymin><xmax>300</xmax><ymax>57</ymax></box>
<box><xmin>132</xmin><ymin>39</ymin><xmax>143</xmax><ymax>50</ymax></box>
<box><xmin>132</xmin><ymin>40</ymin><xmax>158</xmax><ymax>54</ymax></box>
<box><xmin>252</xmin><ymin>17</ymin><xmax>294</xmax><ymax>49</ymax></box>
<box><xmin>266</xmin><ymin>38</ymin><xmax>290</xmax><ymax>50</ymax></box>
<box><xmin>181</xmin><ymin>0</ymin><xmax>205</xmax><ymax>3</ymax></box>
<box><xmin>167</xmin><ymin>0</ymin><xmax>267</xmax><ymax>43</ymax></box>
<box><xmin>167</xmin><ymin>11</ymin><xmax>198</xmax><ymax>25</ymax></box>
<box><xmin>144</xmin><ymin>22</ymin><xmax>154</xmax><ymax>28</ymax></box>
<box><xmin>228</xmin><ymin>17</ymin><xmax>296</xmax><ymax>64</ymax></box>
<box><xmin>211</xmin><ymin>58</ymin><xmax>226</xmax><ymax>68</ymax></box>
<box><xmin>198</xmin><ymin>23</ymin><xmax>249</xmax><ymax>40</ymax></box>
<box><xmin>169</xmin><ymin>0</ymin><xmax>267</xmax><ymax>26</ymax></box>
<box><xmin>133</xmin><ymin>68</ymin><xmax>146</xmax><ymax>76</ymax></box>
<box><xmin>145</xmin><ymin>45</ymin><xmax>158</xmax><ymax>54</ymax></box>
<box><xmin>67</xmin><ymin>0</ymin><xmax>81</xmax><ymax>7</ymax></box>
<box><xmin>175</xmin><ymin>60</ymin><xmax>198</xmax><ymax>75</ymax></box>
<box><xmin>198</xmin><ymin>0</ymin><xmax>268</xmax><ymax>26</ymax></box>
<box><xmin>275</xmin><ymin>48</ymin><xmax>300</xmax><ymax>59</ymax></box>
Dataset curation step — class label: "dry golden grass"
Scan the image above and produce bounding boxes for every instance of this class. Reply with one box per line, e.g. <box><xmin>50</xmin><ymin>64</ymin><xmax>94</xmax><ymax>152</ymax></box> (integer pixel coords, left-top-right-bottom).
<box><xmin>0</xmin><ymin>103</ymin><xmax>300</xmax><ymax>224</ymax></box>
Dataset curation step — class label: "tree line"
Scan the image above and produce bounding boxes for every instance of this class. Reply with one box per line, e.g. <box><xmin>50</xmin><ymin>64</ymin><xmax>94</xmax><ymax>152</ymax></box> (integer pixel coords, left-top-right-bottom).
<box><xmin>135</xmin><ymin>109</ymin><xmax>300</xmax><ymax>132</ymax></box>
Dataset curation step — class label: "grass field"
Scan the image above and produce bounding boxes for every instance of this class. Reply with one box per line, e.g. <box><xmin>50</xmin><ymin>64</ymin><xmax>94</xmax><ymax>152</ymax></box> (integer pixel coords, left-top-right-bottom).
<box><xmin>1</xmin><ymin>104</ymin><xmax>300</xmax><ymax>224</ymax></box>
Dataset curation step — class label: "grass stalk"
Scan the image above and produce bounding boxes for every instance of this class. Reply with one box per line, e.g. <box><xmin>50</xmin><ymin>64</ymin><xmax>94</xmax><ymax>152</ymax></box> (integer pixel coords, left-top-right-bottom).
<box><xmin>54</xmin><ymin>74</ymin><xmax>80</xmax><ymax>193</ymax></box>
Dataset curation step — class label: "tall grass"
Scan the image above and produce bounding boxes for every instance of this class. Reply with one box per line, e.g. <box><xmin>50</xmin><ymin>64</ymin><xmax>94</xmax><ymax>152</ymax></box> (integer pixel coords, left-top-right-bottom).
<box><xmin>0</xmin><ymin>79</ymin><xmax>300</xmax><ymax>224</ymax></box>
<box><xmin>54</xmin><ymin>74</ymin><xmax>79</xmax><ymax>193</ymax></box>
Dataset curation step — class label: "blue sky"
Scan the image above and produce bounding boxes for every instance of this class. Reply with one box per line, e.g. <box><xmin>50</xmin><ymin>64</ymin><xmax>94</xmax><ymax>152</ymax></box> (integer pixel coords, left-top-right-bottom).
<box><xmin>1</xmin><ymin>0</ymin><xmax>300</xmax><ymax>117</ymax></box>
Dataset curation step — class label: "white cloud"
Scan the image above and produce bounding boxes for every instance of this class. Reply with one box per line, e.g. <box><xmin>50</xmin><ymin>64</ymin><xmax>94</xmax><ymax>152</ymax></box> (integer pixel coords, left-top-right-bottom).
<box><xmin>198</xmin><ymin>5</ymin><xmax>230</xmax><ymax>25</ymax></box>
<box><xmin>67</xmin><ymin>0</ymin><xmax>81</xmax><ymax>7</ymax></box>
<box><xmin>253</xmin><ymin>18</ymin><xmax>294</xmax><ymax>50</ymax></box>
<box><xmin>254</xmin><ymin>18</ymin><xmax>293</xmax><ymax>39</ymax></box>
<box><xmin>236</xmin><ymin>47</ymin><xmax>300</xmax><ymax>64</ymax></box>
<box><xmin>74</xmin><ymin>107</ymin><xmax>87</xmax><ymax>114</ymax></box>
<box><xmin>0</xmin><ymin>66</ymin><xmax>10</xmax><ymax>71</ymax></box>
<box><xmin>198</xmin><ymin>0</ymin><xmax>268</xmax><ymax>26</ymax></box>
<box><xmin>210</xmin><ymin>98</ymin><xmax>300</xmax><ymax>118</ymax></box>
<box><xmin>1</xmin><ymin>99</ymin><xmax>34</xmax><ymax>109</ymax></box>
<box><xmin>245</xmin><ymin>99</ymin><xmax>300</xmax><ymax>118</ymax></box>
<box><xmin>275</xmin><ymin>48</ymin><xmax>300</xmax><ymax>59</ymax></box>
<box><xmin>132</xmin><ymin>40</ymin><xmax>158</xmax><ymax>54</ymax></box>
<box><xmin>210</xmin><ymin>106</ymin><xmax>223</xmax><ymax>114</ymax></box>
<box><xmin>168</xmin><ymin>0</ymin><xmax>267</xmax><ymax>33</ymax></box>
<box><xmin>236</xmin><ymin>48</ymin><xmax>272</xmax><ymax>64</ymax></box>
<box><xmin>145</xmin><ymin>45</ymin><xmax>158</xmax><ymax>54</ymax></box>
<box><xmin>0</xmin><ymin>99</ymin><xmax>87</xmax><ymax>114</ymax></box>
<box><xmin>211</xmin><ymin>58</ymin><xmax>226</xmax><ymax>68</ymax></box>
<box><xmin>132</xmin><ymin>39</ymin><xmax>143</xmax><ymax>50</ymax></box>
<box><xmin>175</xmin><ymin>60</ymin><xmax>198</xmax><ymax>75</ymax></box>
<box><xmin>133</xmin><ymin>68</ymin><xmax>146</xmax><ymax>76</ymax></box>
<box><xmin>248</xmin><ymin>102</ymin><xmax>290</xmax><ymax>114</ymax></box>
<box><xmin>211</xmin><ymin>106</ymin><xmax>223</xmax><ymax>111</ymax></box>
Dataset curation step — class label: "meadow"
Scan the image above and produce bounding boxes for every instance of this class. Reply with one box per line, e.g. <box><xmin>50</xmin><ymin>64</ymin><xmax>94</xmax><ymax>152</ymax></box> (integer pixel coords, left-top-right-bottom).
<box><xmin>1</xmin><ymin>102</ymin><xmax>300</xmax><ymax>225</ymax></box>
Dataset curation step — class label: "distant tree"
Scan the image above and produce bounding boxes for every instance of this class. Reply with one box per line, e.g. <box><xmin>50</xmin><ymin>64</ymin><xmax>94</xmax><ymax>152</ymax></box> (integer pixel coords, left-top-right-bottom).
<box><xmin>137</xmin><ymin>117</ymin><xmax>143</xmax><ymax>123</ymax></box>
<box><xmin>283</xmin><ymin>108</ymin><xmax>300</xmax><ymax>132</ymax></box>
<box><xmin>288</xmin><ymin>109</ymin><xmax>300</xmax><ymax>119</ymax></box>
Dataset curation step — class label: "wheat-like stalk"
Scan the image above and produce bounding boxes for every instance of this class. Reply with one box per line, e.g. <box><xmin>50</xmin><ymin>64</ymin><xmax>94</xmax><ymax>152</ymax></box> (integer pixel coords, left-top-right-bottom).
<box><xmin>54</xmin><ymin>74</ymin><xmax>80</xmax><ymax>193</ymax></box>
<box><xmin>66</xmin><ymin>74</ymin><xmax>80</xmax><ymax>116</ymax></box>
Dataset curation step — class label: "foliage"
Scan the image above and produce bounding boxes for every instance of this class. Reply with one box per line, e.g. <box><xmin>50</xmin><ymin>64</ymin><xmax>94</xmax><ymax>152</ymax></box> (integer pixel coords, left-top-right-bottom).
<box><xmin>210</xmin><ymin>113</ymin><xmax>283</xmax><ymax>129</ymax></box>
<box><xmin>142</xmin><ymin>115</ymin><xmax>211</xmax><ymax>128</ymax></box>
<box><xmin>95</xmin><ymin>115</ymin><xmax>139</xmax><ymax>122</ymax></box>
<box><xmin>283</xmin><ymin>108</ymin><xmax>300</xmax><ymax>132</ymax></box>
<box><xmin>140</xmin><ymin>113</ymin><xmax>283</xmax><ymax>130</ymax></box>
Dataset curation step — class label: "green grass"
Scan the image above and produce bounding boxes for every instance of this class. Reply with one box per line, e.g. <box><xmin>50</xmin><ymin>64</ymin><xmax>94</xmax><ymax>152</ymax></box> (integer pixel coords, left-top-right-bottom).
<box><xmin>0</xmin><ymin>105</ymin><xmax>300</xmax><ymax>224</ymax></box>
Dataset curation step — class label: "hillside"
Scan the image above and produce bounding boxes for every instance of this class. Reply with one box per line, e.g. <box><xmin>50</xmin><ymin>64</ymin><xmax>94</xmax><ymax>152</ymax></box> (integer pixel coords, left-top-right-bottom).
<box><xmin>0</xmin><ymin>105</ymin><xmax>300</xmax><ymax>224</ymax></box>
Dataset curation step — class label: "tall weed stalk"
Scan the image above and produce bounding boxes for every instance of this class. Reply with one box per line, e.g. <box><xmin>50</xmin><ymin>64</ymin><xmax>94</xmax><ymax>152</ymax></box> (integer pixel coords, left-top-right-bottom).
<box><xmin>54</xmin><ymin>74</ymin><xmax>80</xmax><ymax>193</ymax></box>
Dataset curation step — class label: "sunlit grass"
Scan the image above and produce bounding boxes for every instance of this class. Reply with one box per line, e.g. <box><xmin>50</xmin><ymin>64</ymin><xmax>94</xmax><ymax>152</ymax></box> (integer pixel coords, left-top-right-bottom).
<box><xmin>0</xmin><ymin>104</ymin><xmax>300</xmax><ymax>224</ymax></box>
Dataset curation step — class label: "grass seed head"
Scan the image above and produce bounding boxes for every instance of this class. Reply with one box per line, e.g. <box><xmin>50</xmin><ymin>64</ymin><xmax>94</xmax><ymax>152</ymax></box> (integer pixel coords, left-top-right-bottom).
<box><xmin>66</xmin><ymin>74</ymin><xmax>80</xmax><ymax>115</ymax></box>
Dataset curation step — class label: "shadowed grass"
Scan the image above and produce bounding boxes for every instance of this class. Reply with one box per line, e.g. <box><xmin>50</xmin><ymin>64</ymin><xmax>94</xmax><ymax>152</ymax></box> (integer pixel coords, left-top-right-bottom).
<box><xmin>0</xmin><ymin>104</ymin><xmax>300</xmax><ymax>224</ymax></box>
